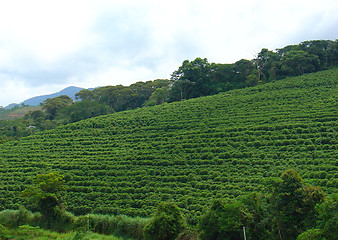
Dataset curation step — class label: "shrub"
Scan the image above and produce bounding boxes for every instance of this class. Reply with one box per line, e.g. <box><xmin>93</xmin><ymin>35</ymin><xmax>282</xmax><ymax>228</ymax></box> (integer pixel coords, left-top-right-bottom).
<box><xmin>0</xmin><ymin>224</ymin><xmax>13</xmax><ymax>239</ymax></box>
<box><xmin>75</xmin><ymin>213</ymin><xmax>148</xmax><ymax>240</ymax></box>
<box><xmin>0</xmin><ymin>206</ymin><xmax>39</xmax><ymax>228</ymax></box>
<box><xmin>199</xmin><ymin>199</ymin><xmax>250</xmax><ymax>240</ymax></box>
<box><xmin>143</xmin><ymin>202</ymin><xmax>186</xmax><ymax>240</ymax></box>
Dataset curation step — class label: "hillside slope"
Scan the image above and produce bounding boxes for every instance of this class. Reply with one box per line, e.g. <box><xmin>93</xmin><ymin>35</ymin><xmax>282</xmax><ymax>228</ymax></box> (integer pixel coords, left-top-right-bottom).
<box><xmin>0</xmin><ymin>69</ymin><xmax>337</xmax><ymax>220</ymax></box>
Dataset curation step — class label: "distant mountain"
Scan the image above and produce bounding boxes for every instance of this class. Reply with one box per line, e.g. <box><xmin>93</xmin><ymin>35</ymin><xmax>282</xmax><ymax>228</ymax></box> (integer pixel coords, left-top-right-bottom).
<box><xmin>22</xmin><ymin>86</ymin><xmax>84</xmax><ymax>107</ymax></box>
<box><xmin>4</xmin><ymin>103</ymin><xmax>19</xmax><ymax>109</ymax></box>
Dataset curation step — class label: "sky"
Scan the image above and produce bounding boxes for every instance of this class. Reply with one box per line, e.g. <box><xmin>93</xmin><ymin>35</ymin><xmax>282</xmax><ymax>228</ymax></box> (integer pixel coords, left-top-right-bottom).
<box><xmin>0</xmin><ymin>0</ymin><xmax>337</xmax><ymax>107</ymax></box>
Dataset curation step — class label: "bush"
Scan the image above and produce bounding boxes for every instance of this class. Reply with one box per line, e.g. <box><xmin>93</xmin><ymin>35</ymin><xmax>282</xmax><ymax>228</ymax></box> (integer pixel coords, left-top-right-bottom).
<box><xmin>52</xmin><ymin>207</ymin><xmax>76</xmax><ymax>232</ymax></box>
<box><xmin>199</xmin><ymin>199</ymin><xmax>250</xmax><ymax>240</ymax></box>
<box><xmin>75</xmin><ymin>213</ymin><xmax>148</xmax><ymax>240</ymax></box>
<box><xmin>143</xmin><ymin>202</ymin><xmax>186</xmax><ymax>240</ymax></box>
<box><xmin>316</xmin><ymin>194</ymin><xmax>338</xmax><ymax>240</ymax></box>
<box><xmin>0</xmin><ymin>206</ymin><xmax>40</xmax><ymax>228</ymax></box>
<box><xmin>0</xmin><ymin>224</ymin><xmax>13</xmax><ymax>239</ymax></box>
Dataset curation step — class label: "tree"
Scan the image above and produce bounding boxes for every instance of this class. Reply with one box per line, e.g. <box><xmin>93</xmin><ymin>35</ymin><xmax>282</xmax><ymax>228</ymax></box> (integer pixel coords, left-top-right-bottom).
<box><xmin>315</xmin><ymin>194</ymin><xmax>338</xmax><ymax>240</ymax></box>
<box><xmin>21</xmin><ymin>172</ymin><xmax>66</xmax><ymax>227</ymax></box>
<box><xmin>145</xmin><ymin>86</ymin><xmax>169</xmax><ymax>106</ymax></box>
<box><xmin>42</xmin><ymin>95</ymin><xmax>73</xmax><ymax>120</ymax></box>
<box><xmin>199</xmin><ymin>199</ymin><xmax>251</xmax><ymax>240</ymax></box>
<box><xmin>270</xmin><ymin>169</ymin><xmax>324</xmax><ymax>240</ymax></box>
<box><xmin>168</xmin><ymin>58</ymin><xmax>215</xmax><ymax>101</ymax></box>
<box><xmin>143</xmin><ymin>202</ymin><xmax>186</xmax><ymax>240</ymax></box>
<box><xmin>326</xmin><ymin>39</ymin><xmax>338</xmax><ymax>67</ymax></box>
<box><xmin>299</xmin><ymin>40</ymin><xmax>334</xmax><ymax>69</ymax></box>
<box><xmin>61</xmin><ymin>100</ymin><xmax>113</xmax><ymax>122</ymax></box>
<box><xmin>75</xmin><ymin>89</ymin><xmax>95</xmax><ymax>101</ymax></box>
<box><xmin>280</xmin><ymin>50</ymin><xmax>320</xmax><ymax>76</ymax></box>
<box><xmin>254</xmin><ymin>48</ymin><xmax>280</xmax><ymax>82</ymax></box>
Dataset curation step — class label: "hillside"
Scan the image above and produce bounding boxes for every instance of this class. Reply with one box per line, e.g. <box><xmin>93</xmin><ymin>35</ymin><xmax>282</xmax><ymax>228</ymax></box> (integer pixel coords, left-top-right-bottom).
<box><xmin>0</xmin><ymin>106</ymin><xmax>41</xmax><ymax>120</ymax></box>
<box><xmin>0</xmin><ymin>69</ymin><xmax>337</xmax><ymax>221</ymax></box>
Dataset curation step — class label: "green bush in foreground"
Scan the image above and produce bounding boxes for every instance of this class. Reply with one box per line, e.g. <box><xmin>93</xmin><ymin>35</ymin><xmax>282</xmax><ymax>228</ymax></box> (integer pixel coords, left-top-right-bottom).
<box><xmin>0</xmin><ymin>206</ymin><xmax>40</xmax><ymax>228</ymax></box>
<box><xmin>143</xmin><ymin>202</ymin><xmax>186</xmax><ymax>240</ymax></box>
<box><xmin>0</xmin><ymin>224</ymin><xmax>126</xmax><ymax>240</ymax></box>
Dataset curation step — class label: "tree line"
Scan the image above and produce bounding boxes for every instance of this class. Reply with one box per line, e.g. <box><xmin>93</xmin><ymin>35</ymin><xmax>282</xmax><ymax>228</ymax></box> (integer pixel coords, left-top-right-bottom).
<box><xmin>0</xmin><ymin>39</ymin><xmax>337</xmax><ymax>141</ymax></box>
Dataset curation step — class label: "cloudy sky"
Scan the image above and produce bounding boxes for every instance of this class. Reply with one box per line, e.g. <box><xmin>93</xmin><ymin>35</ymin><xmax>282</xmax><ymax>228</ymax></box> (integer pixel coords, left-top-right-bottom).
<box><xmin>0</xmin><ymin>0</ymin><xmax>337</xmax><ymax>107</ymax></box>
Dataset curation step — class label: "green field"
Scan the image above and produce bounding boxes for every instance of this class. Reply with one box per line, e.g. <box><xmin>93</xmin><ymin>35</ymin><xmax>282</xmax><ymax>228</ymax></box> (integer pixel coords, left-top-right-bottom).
<box><xmin>0</xmin><ymin>69</ymin><xmax>337</xmax><ymax>222</ymax></box>
<box><xmin>0</xmin><ymin>106</ymin><xmax>41</xmax><ymax>120</ymax></box>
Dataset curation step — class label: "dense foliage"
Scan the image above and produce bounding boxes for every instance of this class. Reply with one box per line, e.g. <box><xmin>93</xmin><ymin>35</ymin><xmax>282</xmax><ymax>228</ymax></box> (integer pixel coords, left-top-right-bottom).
<box><xmin>1</xmin><ymin>170</ymin><xmax>335</xmax><ymax>239</ymax></box>
<box><xmin>143</xmin><ymin>202</ymin><xmax>186</xmax><ymax>240</ymax></box>
<box><xmin>0</xmin><ymin>69</ymin><xmax>336</xmax><ymax>227</ymax></box>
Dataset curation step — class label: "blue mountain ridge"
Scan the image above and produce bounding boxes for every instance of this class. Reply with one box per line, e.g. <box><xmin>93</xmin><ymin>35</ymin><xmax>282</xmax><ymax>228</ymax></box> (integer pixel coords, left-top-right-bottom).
<box><xmin>5</xmin><ymin>86</ymin><xmax>84</xmax><ymax>109</ymax></box>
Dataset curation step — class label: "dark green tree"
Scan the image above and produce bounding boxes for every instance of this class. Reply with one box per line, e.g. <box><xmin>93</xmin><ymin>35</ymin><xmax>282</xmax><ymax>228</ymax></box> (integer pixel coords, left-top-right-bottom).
<box><xmin>75</xmin><ymin>89</ymin><xmax>95</xmax><ymax>101</ymax></box>
<box><xmin>169</xmin><ymin>58</ymin><xmax>215</xmax><ymax>101</ymax></box>
<box><xmin>326</xmin><ymin>39</ymin><xmax>338</xmax><ymax>67</ymax></box>
<box><xmin>41</xmin><ymin>95</ymin><xmax>73</xmax><ymax>120</ymax></box>
<box><xmin>270</xmin><ymin>169</ymin><xmax>325</xmax><ymax>240</ymax></box>
<box><xmin>299</xmin><ymin>40</ymin><xmax>334</xmax><ymax>69</ymax></box>
<box><xmin>199</xmin><ymin>199</ymin><xmax>251</xmax><ymax>240</ymax></box>
<box><xmin>315</xmin><ymin>194</ymin><xmax>338</xmax><ymax>240</ymax></box>
<box><xmin>61</xmin><ymin>100</ymin><xmax>113</xmax><ymax>122</ymax></box>
<box><xmin>145</xmin><ymin>86</ymin><xmax>169</xmax><ymax>106</ymax></box>
<box><xmin>21</xmin><ymin>172</ymin><xmax>66</xmax><ymax>227</ymax></box>
<box><xmin>254</xmin><ymin>48</ymin><xmax>280</xmax><ymax>82</ymax></box>
<box><xmin>143</xmin><ymin>202</ymin><xmax>186</xmax><ymax>240</ymax></box>
<box><xmin>232</xmin><ymin>59</ymin><xmax>255</xmax><ymax>87</ymax></box>
<box><xmin>280</xmin><ymin>50</ymin><xmax>320</xmax><ymax>76</ymax></box>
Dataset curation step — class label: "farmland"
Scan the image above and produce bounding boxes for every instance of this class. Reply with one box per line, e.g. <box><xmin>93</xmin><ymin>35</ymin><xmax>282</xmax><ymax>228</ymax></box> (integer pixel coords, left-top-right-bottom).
<box><xmin>0</xmin><ymin>106</ymin><xmax>41</xmax><ymax>120</ymax></box>
<box><xmin>0</xmin><ymin>69</ymin><xmax>337</xmax><ymax>223</ymax></box>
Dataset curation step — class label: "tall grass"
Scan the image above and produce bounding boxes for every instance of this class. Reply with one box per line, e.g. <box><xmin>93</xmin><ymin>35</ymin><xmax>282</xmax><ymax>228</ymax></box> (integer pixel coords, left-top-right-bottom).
<box><xmin>0</xmin><ymin>206</ymin><xmax>40</xmax><ymax>228</ymax></box>
<box><xmin>0</xmin><ymin>207</ymin><xmax>149</xmax><ymax>239</ymax></box>
<box><xmin>76</xmin><ymin>213</ymin><xmax>150</xmax><ymax>240</ymax></box>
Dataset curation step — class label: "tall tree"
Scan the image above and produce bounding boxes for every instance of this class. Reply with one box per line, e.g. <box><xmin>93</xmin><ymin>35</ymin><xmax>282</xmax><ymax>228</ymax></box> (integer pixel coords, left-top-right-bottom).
<box><xmin>254</xmin><ymin>48</ymin><xmax>280</xmax><ymax>82</ymax></box>
<box><xmin>280</xmin><ymin>50</ymin><xmax>320</xmax><ymax>76</ymax></box>
<box><xmin>41</xmin><ymin>95</ymin><xmax>73</xmax><ymax>120</ymax></box>
<box><xmin>169</xmin><ymin>58</ymin><xmax>214</xmax><ymax>101</ymax></box>
<box><xmin>299</xmin><ymin>40</ymin><xmax>334</xmax><ymax>69</ymax></box>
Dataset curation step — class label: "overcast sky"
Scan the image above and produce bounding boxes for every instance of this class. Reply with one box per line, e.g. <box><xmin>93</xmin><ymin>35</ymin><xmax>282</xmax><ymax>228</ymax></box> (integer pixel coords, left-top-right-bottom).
<box><xmin>0</xmin><ymin>0</ymin><xmax>337</xmax><ymax>107</ymax></box>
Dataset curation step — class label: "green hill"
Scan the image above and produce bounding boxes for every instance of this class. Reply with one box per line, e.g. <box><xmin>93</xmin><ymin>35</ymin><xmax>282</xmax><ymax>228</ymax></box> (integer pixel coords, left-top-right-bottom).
<box><xmin>0</xmin><ymin>69</ymin><xmax>337</xmax><ymax>221</ymax></box>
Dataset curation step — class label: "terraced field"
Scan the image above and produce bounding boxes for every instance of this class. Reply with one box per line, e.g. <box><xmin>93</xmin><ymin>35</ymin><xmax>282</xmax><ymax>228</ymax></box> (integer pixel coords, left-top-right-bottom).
<box><xmin>0</xmin><ymin>69</ymin><xmax>337</xmax><ymax>222</ymax></box>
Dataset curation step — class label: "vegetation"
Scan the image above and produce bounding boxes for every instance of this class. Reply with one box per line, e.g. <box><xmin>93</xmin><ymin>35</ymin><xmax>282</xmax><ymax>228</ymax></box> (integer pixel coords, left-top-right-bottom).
<box><xmin>0</xmin><ymin>204</ymin><xmax>148</xmax><ymax>239</ymax></box>
<box><xmin>1</xmin><ymin>40</ymin><xmax>336</xmax><ymax>142</ymax></box>
<box><xmin>0</xmin><ymin>105</ymin><xmax>40</xmax><ymax>121</ymax></box>
<box><xmin>143</xmin><ymin>202</ymin><xmax>186</xmax><ymax>240</ymax></box>
<box><xmin>0</xmin><ymin>68</ymin><xmax>336</xmax><ymax>219</ymax></box>
<box><xmin>0</xmin><ymin>170</ymin><xmax>335</xmax><ymax>239</ymax></box>
<box><xmin>0</xmin><ymin>39</ymin><xmax>337</xmax><ymax>239</ymax></box>
<box><xmin>0</xmin><ymin>224</ymin><xmax>128</xmax><ymax>240</ymax></box>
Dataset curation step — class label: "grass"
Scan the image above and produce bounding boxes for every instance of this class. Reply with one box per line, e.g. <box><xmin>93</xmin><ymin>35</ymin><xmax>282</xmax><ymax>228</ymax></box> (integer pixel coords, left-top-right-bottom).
<box><xmin>0</xmin><ymin>224</ymin><xmax>129</xmax><ymax>240</ymax></box>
